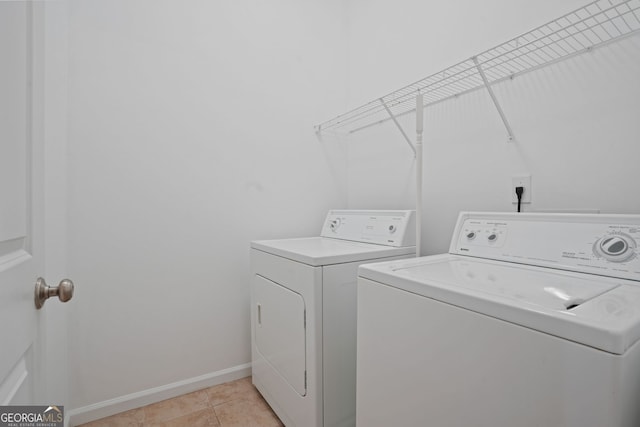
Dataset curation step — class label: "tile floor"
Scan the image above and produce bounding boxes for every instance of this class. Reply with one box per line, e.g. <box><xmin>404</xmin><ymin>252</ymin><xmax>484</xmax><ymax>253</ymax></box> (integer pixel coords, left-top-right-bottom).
<box><xmin>78</xmin><ymin>377</ymin><xmax>283</xmax><ymax>427</ymax></box>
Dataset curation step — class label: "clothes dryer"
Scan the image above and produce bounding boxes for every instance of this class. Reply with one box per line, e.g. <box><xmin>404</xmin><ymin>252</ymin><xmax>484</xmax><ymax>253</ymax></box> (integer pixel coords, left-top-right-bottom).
<box><xmin>356</xmin><ymin>212</ymin><xmax>640</xmax><ymax>427</ymax></box>
<box><xmin>251</xmin><ymin>210</ymin><xmax>415</xmax><ymax>427</ymax></box>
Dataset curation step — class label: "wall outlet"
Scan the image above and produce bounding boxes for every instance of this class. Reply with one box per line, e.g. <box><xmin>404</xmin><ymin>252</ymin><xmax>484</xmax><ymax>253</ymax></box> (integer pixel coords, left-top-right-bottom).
<box><xmin>512</xmin><ymin>175</ymin><xmax>532</xmax><ymax>204</ymax></box>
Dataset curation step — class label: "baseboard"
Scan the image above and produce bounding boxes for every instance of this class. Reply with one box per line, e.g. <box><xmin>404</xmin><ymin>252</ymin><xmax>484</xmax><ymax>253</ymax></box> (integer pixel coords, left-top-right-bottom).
<box><xmin>66</xmin><ymin>363</ymin><xmax>251</xmax><ymax>426</ymax></box>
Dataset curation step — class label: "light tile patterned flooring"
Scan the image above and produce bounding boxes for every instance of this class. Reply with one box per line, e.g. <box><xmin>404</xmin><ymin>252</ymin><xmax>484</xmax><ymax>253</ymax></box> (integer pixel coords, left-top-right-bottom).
<box><xmin>79</xmin><ymin>377</ymin><xmax>283</xmax><ymax>427</ymax></box>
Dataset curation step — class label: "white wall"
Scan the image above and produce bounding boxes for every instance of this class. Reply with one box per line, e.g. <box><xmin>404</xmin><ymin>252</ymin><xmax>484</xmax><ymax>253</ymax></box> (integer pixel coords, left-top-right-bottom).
<box><xmin>61</xmin><ymin>0</ymin><xmax>640</xmax><ymax>416</ymax></box>
<box><xmin>345</xmin><ymin>0</ymin><xmax>640</xmax><ymax>254</ymax></box>
<box><xmin>66</xmin><ymin>0</ymin><xmax>348</xmax><ymax>411</ymax></box>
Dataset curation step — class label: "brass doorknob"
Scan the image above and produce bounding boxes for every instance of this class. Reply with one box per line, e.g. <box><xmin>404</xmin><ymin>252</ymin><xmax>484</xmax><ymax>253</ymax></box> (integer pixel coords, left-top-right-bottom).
<box><xmin>34</xmin><ymin>278</ymin><xmax>74</xmax><ymax>309</ymax></box>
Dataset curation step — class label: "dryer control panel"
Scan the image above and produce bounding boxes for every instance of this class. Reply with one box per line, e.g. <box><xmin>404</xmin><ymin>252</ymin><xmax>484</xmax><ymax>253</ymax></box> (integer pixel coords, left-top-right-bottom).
<box><xmin>450</xmin><ymin>212</ymin><xmax>640</xmax><ymax>282</ymax></box>
<box><xmin>321</xmin><ymin>210</ymin><xmax>416</xmax><ymax>247</ymax></box>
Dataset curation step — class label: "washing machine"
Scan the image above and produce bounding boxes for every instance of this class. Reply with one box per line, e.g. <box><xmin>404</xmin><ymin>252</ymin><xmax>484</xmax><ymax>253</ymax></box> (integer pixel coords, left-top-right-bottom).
<box><xmin>356</xmin><ymin>212</ymin><xmax>640</xmax><ymax>427</ymax></box>
<box><xmin>250</xmin><ymin>210</ymin><xmax>416</xmax><ymax>427</ymax></box>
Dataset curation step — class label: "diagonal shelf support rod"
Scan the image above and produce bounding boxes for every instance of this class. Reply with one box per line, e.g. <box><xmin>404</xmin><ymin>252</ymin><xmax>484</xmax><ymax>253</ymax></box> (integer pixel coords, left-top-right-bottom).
<box><xmin>415</xmin><ymin>93</ymin><xmax>423</xmax><ymax>258</ymax></box>
<box><xmin>472</xmin><ymin>56</ymin><xmax>516</xmax><ymax>142</ymax></box>
<box><xmin>380</xmin><ymin>98</ymin><xmax>417</xmax><ymax>157</ymax></box>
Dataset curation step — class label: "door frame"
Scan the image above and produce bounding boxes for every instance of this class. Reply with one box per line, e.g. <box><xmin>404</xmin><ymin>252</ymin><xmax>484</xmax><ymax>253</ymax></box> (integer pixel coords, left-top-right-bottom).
<box><xmin>30</xmin><ymin>0</ymin><xmax>71</xmax><ymax>412</ymax></box>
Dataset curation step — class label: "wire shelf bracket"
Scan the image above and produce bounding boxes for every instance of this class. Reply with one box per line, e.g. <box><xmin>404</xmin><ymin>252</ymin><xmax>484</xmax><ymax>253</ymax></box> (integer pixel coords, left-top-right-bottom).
<box><xmin>315</xmin><ymin>0</ymin><xmax>640</xmax><ymax>139</ymax></box>
<box><xmin>380</xmin><ymin>98</ymin><xmax>417</xmax><ymax>157</ymax></box>
<box><xmin>472</xmin><ymin>56</ymin><xmax>516</xmax><ymax>142</ymax></box>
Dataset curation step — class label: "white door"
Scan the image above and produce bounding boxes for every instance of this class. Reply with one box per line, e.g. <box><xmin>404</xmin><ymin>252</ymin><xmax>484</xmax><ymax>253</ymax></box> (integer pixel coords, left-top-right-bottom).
<box><xmin>0</xmin><ymin>2</ymin><xmax>61</xmax><ymax>406</ymax></box>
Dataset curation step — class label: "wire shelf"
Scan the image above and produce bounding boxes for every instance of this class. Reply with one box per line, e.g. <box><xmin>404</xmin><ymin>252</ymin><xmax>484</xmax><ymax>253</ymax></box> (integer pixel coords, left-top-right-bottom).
<box><xmin>315</xmin><ymin>0</ymin><xmax>640</xmax><ymax>134</ymax></box>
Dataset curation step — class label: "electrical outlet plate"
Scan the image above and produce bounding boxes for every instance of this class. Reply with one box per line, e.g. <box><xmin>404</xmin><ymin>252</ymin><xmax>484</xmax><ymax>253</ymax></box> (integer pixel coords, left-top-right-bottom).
<box><xmin>512</xmin><ymin>175</ymin><xmax>531</xmax><ymax>204</ymax></box>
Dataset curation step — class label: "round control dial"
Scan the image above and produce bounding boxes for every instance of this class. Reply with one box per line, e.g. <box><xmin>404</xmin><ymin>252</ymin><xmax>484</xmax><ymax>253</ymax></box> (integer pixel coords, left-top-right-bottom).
<box><xmin>466</xmin><ymin>232</ymin><xmax>476</xmax><ymax>240</ymax></box>
<box><xmin>329</xmin><ymin>219</ymin><xmax>341</xmax><ymax>232</ymax></box>
<box><xmin>487</xmin><ymin>233</ymin><xmax>498</xmax><ymax>242</ymax></box>
<box><xmin>593</xmin><ymin>233</ymin><xmax>636</xmax><ymax>262</ymax></box>
<box><xmin>388</xmin><ymin>225</ymin><xmax>397</xmax><ymax>234</ymax></box>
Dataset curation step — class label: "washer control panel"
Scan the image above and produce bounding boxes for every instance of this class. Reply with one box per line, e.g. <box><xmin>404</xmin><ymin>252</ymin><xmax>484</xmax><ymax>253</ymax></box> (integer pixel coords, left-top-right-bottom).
<box><xmin>451</xmin><ymin>212</ymin><xmax>640</xmax><ymax>281</ymax></box>
<box><xmin>320</xmin><ymin>210</ymin><xmax>416</xmax><ymax>247</ymax></box>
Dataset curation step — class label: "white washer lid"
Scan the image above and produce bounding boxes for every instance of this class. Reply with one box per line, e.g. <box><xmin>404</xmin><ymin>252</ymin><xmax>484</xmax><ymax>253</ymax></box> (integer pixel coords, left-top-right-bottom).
<box><xmin>251</xmin><ymin>237</ymin><xmax>415</xmax><ymax>267</ymax></box>
<box><xmin>359</xmin><ymin>254</ymin><xmax>640</xmax><ymax>354</ymax></box>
